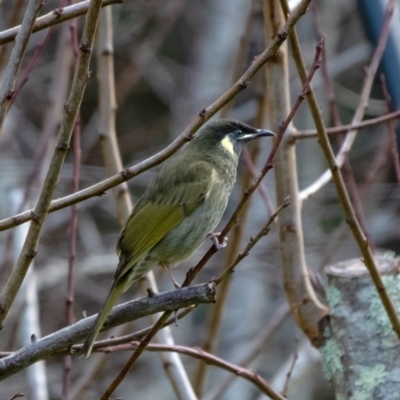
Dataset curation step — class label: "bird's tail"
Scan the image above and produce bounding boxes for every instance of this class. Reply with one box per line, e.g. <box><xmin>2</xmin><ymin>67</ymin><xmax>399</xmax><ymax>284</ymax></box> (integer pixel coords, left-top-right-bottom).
<box><xmin>80</xmin><ymin>281</ymin><xmax>125</xmax><ymax>358</ymax></box>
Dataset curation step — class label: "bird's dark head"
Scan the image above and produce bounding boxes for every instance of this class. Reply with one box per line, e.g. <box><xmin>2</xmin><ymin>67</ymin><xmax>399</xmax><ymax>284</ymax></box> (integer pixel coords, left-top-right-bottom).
<box><xmin>191</xmin><ymin>119</ymin><xmax>275</xmax><ymax>160</ymax></box>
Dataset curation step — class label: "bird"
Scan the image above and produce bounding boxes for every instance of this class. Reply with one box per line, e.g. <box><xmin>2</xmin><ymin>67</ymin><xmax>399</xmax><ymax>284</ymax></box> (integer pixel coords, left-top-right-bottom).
<box><xmin>80</xmin><ymin>119</ymin><xmax>275</xmax><ymax>357</ymax></box>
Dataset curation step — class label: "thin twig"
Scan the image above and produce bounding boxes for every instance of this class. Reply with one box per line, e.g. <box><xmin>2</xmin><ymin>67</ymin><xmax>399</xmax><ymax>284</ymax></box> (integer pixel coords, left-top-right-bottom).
<box><xmin>0</xmin><ymin>0</ymin><xmax>44</xmax><ymax>135</ymax></box>
<box><xmin>380</xmin><ymin>74</ymin><xmax>400</xmax><ymax>184</ymax></box>
<box><xmin>290</xmin><ymin>109</ymin><xmax>400</xmax><ymax>139</ymax></box>
<box><xmin>0</xmin><ymin>0</ymin><xmax>104</xmax><ymax>328</ymax></box>
<box><xmin>0</xmin><ymin>0</ymin><xmax>122</xmax><ymax>46</ymax></box>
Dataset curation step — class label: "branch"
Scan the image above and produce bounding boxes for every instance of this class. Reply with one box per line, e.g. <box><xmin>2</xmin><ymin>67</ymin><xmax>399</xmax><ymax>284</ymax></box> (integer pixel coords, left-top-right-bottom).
<box><xmin>290</xmin><ymin>109</ymin><xmax>400</xmax><ymax>139</ymax></box>
<box><xmin>0</xmin><ymin>0</ymin><xmax>104</xmax><ymax>327</ymax></box>
<box><xmin>0</xmin><ymin>283</ymin><xmax>216</xmax><ymax>380</ymax></box>
<box><xmin>0</xmin><ymin>0</ymin><xmax>122</xmax><ymax>46</ymax></box>
<box><xmin>0</xmin><ymin>0</ymin><xmax>44</xmax><ymax>135</ymax></box>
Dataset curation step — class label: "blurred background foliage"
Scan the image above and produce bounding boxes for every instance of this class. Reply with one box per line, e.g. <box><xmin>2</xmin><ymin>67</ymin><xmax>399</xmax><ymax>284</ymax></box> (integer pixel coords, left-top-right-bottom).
<box><xmin>0</xmin><ymin>0</ymin><xmax>399</xmax><ymax>399</ymax></box>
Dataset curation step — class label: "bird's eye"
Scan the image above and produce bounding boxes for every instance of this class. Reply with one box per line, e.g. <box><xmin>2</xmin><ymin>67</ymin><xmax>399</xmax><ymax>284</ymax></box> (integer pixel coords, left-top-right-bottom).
<box><xmin>234</xmin><ymin>130</ymin><xmax>243</xmax><ymax>137</ymax></box>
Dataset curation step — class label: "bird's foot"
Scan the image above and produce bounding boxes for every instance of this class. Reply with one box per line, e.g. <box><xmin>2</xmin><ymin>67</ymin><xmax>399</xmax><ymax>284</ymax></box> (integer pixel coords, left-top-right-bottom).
<box><xmin>161</xmin><ymin>263</ymin><xmax>181</xmax><ymax>289</ymax></box>
<box><xmin>207</xmin><ymin>232</ymin><xmax>228</xmax><ymax>250</ymax></box>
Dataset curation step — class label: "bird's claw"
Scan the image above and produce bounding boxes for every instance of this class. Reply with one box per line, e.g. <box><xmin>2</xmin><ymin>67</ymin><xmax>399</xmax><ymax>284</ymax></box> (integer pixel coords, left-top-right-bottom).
<box><xmin>207</xmin><ymin>232</ymin><xmax>228</xmax><ymax>250</ymax></box>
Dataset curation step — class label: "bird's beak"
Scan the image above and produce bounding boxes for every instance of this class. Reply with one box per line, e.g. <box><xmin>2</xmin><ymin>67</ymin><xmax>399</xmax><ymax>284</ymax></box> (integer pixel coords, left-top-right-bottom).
<box><xmin>254</xmin><ymin>128</ymin><xmax>276</xmax><ymax>138</ymax></box>
<box><xmin>237</xmin><ymin>129</ymin><xmax>276</xmax><ymax>141</ymax></box>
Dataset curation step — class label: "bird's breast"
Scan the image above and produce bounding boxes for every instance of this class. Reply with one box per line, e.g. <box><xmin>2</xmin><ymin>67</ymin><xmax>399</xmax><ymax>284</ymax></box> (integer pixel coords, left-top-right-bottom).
<box><xmin>149</xmin><ymin>174</ymin><xmax>234</xmax><ymax>265</ymax></box>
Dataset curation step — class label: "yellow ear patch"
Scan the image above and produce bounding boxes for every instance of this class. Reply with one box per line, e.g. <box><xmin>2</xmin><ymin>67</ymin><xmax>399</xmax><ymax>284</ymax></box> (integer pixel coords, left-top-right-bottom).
<box><xmin>221</xmin><ymin>136</ymin><xmax>234</xmax><ymax>155</ymax></box>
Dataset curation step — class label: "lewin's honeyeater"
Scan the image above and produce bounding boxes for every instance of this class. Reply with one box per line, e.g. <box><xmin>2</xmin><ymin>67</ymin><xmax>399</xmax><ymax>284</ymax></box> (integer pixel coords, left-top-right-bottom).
<box><xmin>81</xmin><ymin>119</ymin><xmax>275</xmax><ymax>357</ymax></box>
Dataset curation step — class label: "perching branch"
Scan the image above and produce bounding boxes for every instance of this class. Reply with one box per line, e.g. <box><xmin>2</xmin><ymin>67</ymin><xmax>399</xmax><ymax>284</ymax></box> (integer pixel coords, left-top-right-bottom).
<box><xmin>0</xmin><ymin>283</ymin><xmax>216</xmax><ymax>380</ymax></box>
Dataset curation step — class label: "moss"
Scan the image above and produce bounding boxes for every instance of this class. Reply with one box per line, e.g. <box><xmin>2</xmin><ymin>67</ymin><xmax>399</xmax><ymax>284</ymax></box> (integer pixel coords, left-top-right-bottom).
<box><xmin>326</xmin><ymin>286</ymin><xmax>342</xmax><ymax>310</ymax></box>
<box><xmin>350</xmin><ymin>364</ymin><xmax>387</xmax><ymax>400</ymax></box>
<box><xmin>320</xmin><ymin>338</ymin><xmax>343</xmax><ymax>381</ymax></box>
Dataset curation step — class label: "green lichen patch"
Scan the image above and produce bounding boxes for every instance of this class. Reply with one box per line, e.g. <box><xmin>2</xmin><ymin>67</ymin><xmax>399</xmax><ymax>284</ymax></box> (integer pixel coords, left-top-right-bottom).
<box><xmin>320</xmin><ymin>338</ymin><xmax>343</xmax><ymax>381</ymax></box>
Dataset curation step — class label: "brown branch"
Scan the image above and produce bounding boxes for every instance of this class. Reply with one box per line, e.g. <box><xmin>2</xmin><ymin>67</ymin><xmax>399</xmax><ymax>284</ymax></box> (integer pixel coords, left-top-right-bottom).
<box><xmin>0</xmin><ymin>0</ymin><xmax>122</xmax><ymax>46</ymax></box>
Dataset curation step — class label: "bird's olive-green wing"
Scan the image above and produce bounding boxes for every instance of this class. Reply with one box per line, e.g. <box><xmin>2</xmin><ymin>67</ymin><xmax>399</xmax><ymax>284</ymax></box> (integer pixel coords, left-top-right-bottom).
<box><xmin>115</xmin><ymin>160</ymin><xmax>217</xmax><ymax>279</ymax></box>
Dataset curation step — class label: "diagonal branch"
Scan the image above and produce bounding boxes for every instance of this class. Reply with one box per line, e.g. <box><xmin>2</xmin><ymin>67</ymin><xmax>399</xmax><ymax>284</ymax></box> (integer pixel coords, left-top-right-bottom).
<box><xmin>0</xmin><ymin>0</ymin><xmax>104</xmax><ymax>327</ymax></box>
